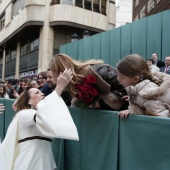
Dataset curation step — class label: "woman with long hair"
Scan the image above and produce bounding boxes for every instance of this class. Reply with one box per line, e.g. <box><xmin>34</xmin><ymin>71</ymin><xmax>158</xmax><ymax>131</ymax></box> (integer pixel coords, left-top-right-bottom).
<box><xmin>49</xmin><ymin>54</ymin><xmax>128</xmax><ymax>110</ymax></box>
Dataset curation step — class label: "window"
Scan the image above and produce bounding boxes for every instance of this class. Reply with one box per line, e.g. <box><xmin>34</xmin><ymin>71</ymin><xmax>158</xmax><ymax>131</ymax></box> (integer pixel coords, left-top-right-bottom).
<box><xmin>30</xmin><ymin>38</ymin><xmax>39</xmax><ymax>51</ymax></box>
<box><xmin>93</xmin><ymin>0</ymin><xmax>99</xmax><ymax>12</ymax></box>
<box><xmin>21</xmin><ymin>44</ymin><xmax>29</xmax><ymax>56</ymax></box>
<box><xmin>101</xmin><ymin>0</ymin><xmax>106</xmax><ymax>14</ymax></box>
<box><xmin>61</xmin><ymin>0</ymin><xmax>74</xmax><ymax>5</ymax></box>
<box><xmin>0</xmin><ymin>14</ymin><xmax>5</xmax><ymax>31</ymax></box>
<box><xmin>6</xmin><ymin>50</ymin><xmax>16</xmax><ymax>62</ymax></box>
<box><xmin>21</xmin><ymin>36</ymin><xmax>39</xmax><ymax>56</ymax></box>
<box><xmin>140</xmin><ymin>5</ymin><xmax>146</xmax><ymax>18</ymax></box>
<box><xmin>147</xmin><ymin>0</ymin><xmax>154</xmax><ymax>13</ymax></box>
<box><xmin>135</xmin><ymin>0</ymin><xmax>139</xmax><ymax>7</ymax></box>
<box><xmin>13</xmin><ymin>0</ymin><xmax>26</xmax><ymax>17</ymax></box>
<box><xmin>51</xmin><ymin>0</ymin><xmax>106</xmax><ymax>15</ymax></box>
<box><xmin>75</xmin><ymin>0</ymin><xmax>83</xmax><ymax>7</ymax></box>
<box><xmin>134</xmin><ymin>14</ymin><xmax>139</xmax><ymax>21</ymax></box>
<box><xmin>0</xmin><ymin>57</ymin><xmax>3</xmax><ymax>65</ymax></box>
<box><xmin>51</xmin><ymin>0</ymin><xmax>60</xmax><ymax>5</ymax></box>
<box><xmin>11</xmin><ymin>50</ymin><xmax>16</xmax><ymax>60</ymax></box>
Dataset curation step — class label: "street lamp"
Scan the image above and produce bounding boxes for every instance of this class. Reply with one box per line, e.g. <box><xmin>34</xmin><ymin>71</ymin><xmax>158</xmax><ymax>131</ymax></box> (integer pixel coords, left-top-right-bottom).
<box><xmin>83</xmin><ymin>30</ymin><xmax>90</xmax><ymax>38</ymax></box>
<box><xmin>71</xmin><ymin>33</ymin><xmax>79</xmax><ymax>42</ymax></box>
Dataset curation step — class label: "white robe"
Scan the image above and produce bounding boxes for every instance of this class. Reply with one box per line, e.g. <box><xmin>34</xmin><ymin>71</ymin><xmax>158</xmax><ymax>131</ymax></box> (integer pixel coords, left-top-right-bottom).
<box><xmin>0</xmin><ymin>141</ymin><xmax>5</xmax><ymax>170</ymax></box>
<box><xmin>2</xmin><ymin>91</ymin><xmax>79</xmax><ymax>170</ymax></box>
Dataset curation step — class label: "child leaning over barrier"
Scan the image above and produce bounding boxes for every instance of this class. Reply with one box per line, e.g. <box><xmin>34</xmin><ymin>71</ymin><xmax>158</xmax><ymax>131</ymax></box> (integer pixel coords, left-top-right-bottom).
<box><xmin>116</xmin><ymin>54</ymin><xmax>170</xmax><ymax>119</ymax></box>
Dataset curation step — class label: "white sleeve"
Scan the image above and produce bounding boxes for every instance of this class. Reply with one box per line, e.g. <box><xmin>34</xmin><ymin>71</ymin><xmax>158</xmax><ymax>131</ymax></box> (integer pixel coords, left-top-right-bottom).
<box><xmin>36</xmin><ymin>91</ymin><xmax>79</xmax><ymax>141</ymax></box>
<box><xmin>17</xmin><ymin>110</ymin><xmax>36</xmax><ymax>128</ymax></box>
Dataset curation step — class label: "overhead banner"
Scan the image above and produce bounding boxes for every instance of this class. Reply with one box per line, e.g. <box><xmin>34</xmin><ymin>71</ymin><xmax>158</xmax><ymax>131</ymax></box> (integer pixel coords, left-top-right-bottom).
<box><xmin>20</xmin><ymin>69</ymin><xmax>38</xmax><ymax>78</ymax></box>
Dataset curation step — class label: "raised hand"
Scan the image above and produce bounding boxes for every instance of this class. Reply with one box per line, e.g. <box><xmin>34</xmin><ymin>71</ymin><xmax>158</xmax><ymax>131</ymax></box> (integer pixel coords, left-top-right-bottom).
<box><xmin>55</xmin><ymin>68</ymin><xmax>73</xmax><ymax>96</ymax></box>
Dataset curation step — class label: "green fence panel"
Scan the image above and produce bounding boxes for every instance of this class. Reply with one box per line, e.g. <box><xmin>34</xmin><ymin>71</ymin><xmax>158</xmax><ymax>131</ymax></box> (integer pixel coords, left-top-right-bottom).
<box><xmin>78</xmin><ymin>40</ymin><xmax>84</xmax><ymax>61</ymax></box>
<box><xmin>60</xmin><ymin>44</ymin><xmax>67</xmax><ymax>54</ymax></box>
<box><xmin>4</xmin><ymin>99</ymin><xmax>15</xmax><ymax>134</ymax></box>
<box><xmin>92</xmin><ymin>34</ymin><xmax>101</xmax><ymax>60</ymax></box>
<box><xmin>0</xmin><ymin>98</ymin><xmax>5</xmax><ymax>140</ymax></box>
<box><xmin>120</xmin><ymin>24</ymin><xmax>132</xmax><ymax>58</ymax></box>
<box><xmin>119</xmin><ymin>115</ymin><xmax>170</xmax><ymax>170</ymax></box>
<box><xmin>64</xmin><ymin>107</ymin><xmax>119</xmax><ymax>170</ymax></box>
<box><xmin>162</xmin><ymin>10</ymin><xmax>170</xmax><ymax>60</ymax></box>
<box><xmin>52</xmin><ymin>139</ymin><xmax>65</xmax><ymax>170</ymax></box>
<box><xmin>83</xmin><ymin>36</ymin><xmax>93</xmax><ymax>60</ymax></box>
<box><xmin>66</xmin><ymin>41</ymin><xmax>78</xmax><ymax>60</ymax></box>
<box><xmin>131</xmin><ymin>18</ymin><xmax>147</xmax><ymax>59</ymax></box>
<box><xmin>110</xmin><ymin>27</ymin><xmax>121</xmax><ymax>67</ymax></box>
<box><xmin>146</xmin><ymin>12</ymin><xmax>162</xmax><ymax>60</ymax></box>
<box><xmin>101</xmin><ymin>31</ymin><xmax>110</xmax><ymax>64</ymax></box>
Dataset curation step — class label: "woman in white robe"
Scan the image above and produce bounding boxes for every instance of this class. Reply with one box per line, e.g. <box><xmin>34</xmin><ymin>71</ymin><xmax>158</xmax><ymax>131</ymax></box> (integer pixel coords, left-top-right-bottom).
<box><xmin>2</xmin><ymin>68</ymin><xmax>79</xmax><ymax>170</ymax></box>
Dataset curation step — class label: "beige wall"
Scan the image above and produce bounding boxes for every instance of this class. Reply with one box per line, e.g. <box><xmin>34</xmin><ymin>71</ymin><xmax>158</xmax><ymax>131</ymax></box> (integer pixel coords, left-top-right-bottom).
<box><xmin>0</xmin><ymin>5</ymin><xmax>45</xmax><ymax>43</ymax></box>
<box><xmin>50</xmin><ymin>4</ymin><xmax>116</xmax><ymax>31</ymax></box>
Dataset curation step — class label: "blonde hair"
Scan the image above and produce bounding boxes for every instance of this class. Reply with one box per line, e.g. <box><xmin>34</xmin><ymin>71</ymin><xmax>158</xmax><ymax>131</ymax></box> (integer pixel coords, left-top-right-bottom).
<box><xmin>49</xmin><ymin>54</ymin><xmax>104</xmax><ymax>95</ymax></box>
<box><xmin>116</xmin><ymin>54</ymin><xmax>162</xmax><ymax>85</ymax></box>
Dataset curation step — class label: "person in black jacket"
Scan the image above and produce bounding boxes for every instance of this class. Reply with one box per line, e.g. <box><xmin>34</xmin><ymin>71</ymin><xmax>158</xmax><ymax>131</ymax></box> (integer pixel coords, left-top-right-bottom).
<box><xmin>152</xmin><ymin>53</ymin><xmax>165</xmax><ymax>68</ymax></box>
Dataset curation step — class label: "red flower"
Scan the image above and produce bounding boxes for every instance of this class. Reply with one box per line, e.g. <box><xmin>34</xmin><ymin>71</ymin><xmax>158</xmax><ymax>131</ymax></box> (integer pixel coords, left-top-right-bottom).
<box><xmin>80</xmin><ymin>84</ymin><xmax>90</xmax><ymax>92</ymax></box>
<box><xmin>85</xmin><ymin>75</ymin><xmax>97</xmax><ymax>84</ymax></box>
<box><xmin>81</xmin><ymin>91</ymin><xmax>88</xmax><ymax>98</ymax></box>
<box><xmin>85</xmin><ymin>95</ymin><xmax>93</xmax><ymax>103</ymax></box>
<box><xmin>74</xmin><ymin>75</ymin><xmax>98</xmax><ymax>108</ymax></box>
<box><xmin>89</xmin><ymin>87</ymin><xmax>98</xmax><ymax>96</ymax></box>
<box><xmin>75</xmin><ymin>93</ymin><xmax>81</xmax><ymax>99</ymax></box>
<box><xmin>75</xmin><ymin>84</ymin><xmax>82</xmax><ymax>90</ymax></box>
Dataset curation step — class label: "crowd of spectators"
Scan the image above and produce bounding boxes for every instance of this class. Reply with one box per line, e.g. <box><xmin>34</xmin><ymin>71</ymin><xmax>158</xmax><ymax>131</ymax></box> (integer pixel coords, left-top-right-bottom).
<box><xmin>0</xmin><ymin>53</ymin><xmax>169</xmax><ymax>104</ymax></box>
<box><xmin>0</xmin><ymin>70</ymin><xmax>72</xmax><ymax>105</ymax></box>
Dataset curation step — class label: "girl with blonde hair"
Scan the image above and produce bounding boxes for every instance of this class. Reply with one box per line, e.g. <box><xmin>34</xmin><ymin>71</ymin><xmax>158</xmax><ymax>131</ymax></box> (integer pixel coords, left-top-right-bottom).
<box><xmin>116</xmin><ymin>54</ymin><xmax>170</xmax><ymax>118</ymax></box>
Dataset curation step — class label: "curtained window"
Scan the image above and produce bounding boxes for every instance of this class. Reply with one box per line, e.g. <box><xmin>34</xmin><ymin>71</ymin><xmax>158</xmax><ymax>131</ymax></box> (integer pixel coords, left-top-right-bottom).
<box><xmin>13</xmin><ymin>0</ymin><xmax>26</xmax><ymax>17</ymax></box>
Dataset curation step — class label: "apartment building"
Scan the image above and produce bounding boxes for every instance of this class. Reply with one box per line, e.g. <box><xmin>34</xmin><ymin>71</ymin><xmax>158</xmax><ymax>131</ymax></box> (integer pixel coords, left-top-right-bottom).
<box><xmin>0</xmin><ymin>0</ymin><xmax>116</xmax><ymax>80</ymax></box>
<box><xmin>133</xmin><ymin>0</ymin><xmax>170</xmax><ymax>21</ymax></box>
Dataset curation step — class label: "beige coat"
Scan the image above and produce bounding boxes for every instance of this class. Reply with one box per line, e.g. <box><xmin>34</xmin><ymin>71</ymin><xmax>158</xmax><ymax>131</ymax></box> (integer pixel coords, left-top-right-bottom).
<box><xmin>127</xmin><ymin>72</ymin><xmax>170</xmax><ymax>117</ymax></box>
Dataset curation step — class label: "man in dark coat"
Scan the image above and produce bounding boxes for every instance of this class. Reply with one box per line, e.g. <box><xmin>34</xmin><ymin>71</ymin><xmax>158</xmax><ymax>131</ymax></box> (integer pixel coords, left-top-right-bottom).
<box><xmin>152</xmin><ymin>53</ymin><xmax>165</xmax><ymax>68</ymax></box>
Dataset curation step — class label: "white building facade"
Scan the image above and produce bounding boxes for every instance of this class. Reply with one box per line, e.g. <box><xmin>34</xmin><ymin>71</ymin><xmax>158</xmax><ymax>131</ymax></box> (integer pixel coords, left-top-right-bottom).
<box><xmin>0</xmin><ymin>0</ymin><xmax>116</xmax><ymax>80</ymax></box>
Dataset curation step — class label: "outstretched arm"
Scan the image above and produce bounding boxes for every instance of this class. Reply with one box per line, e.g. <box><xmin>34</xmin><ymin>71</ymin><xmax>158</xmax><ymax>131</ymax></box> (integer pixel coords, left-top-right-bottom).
<box><xmin>55</xmin><ymin>68</ymin><xmax>73</xmax><ymax>96</ymax></box>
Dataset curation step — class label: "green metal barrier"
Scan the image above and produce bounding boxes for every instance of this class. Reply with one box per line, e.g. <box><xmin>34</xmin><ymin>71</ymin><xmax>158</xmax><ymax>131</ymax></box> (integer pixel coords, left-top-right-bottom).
<box><xmin>65</xmin><ymin>107</ymin><xmax>119</xmax><ymax>170</ymax></box>
<box><xmin>1</xmin><ymin>100</ymin><xmax>170</xmax><ymax>170</ymax></box>
<box><xmin>119</xmin><ymin>115</ymin><xmax>170</xmax><ymax>170</ymax></box>
<box><xmin>0</xmin><ymin>98</ymin><xmax>5</xmax><ymax>140</ymax></box>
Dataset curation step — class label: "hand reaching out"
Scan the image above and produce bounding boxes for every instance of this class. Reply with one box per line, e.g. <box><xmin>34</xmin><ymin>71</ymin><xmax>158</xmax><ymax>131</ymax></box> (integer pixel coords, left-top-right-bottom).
<box><xmin>121</xmin><ymin>95</ymin><xmax>129</xmax><ymax>101</ymax></box>
<box><xmin>119</xmin><ymin>109</ymin><xmax>130</xmax><ymax>119</ymax></box>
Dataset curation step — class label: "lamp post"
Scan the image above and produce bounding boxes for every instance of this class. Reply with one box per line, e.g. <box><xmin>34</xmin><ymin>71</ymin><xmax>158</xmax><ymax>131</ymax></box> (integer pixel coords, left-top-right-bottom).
<box><xmin>71</xmin><ymin>33</ymin><xmax>79</xmax><ymax>42</ymax></box>
<box><xmin>83</xmin><ymin>30</ymin><xmax>90</xmax><ymax>38</ymax></box>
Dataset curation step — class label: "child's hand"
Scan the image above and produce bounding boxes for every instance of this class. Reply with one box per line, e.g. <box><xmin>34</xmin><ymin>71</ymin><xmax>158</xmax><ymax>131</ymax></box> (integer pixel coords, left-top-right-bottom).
<box><xmin>121</xmin><ymin>95</ymin><xmax>129</xmax><ymax>101</ymax></box>
<box><xmin>119</xmin><ymin>109</ymin><xmax>130</xmax><ymax>119</ymax></box>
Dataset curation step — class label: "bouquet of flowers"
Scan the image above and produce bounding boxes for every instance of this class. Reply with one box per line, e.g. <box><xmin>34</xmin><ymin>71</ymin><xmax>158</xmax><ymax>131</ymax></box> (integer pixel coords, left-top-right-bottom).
<box><xmin>74</xmin><ymin>75</ymin><xmax>99</xmax><ymax>108</ymax></box>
